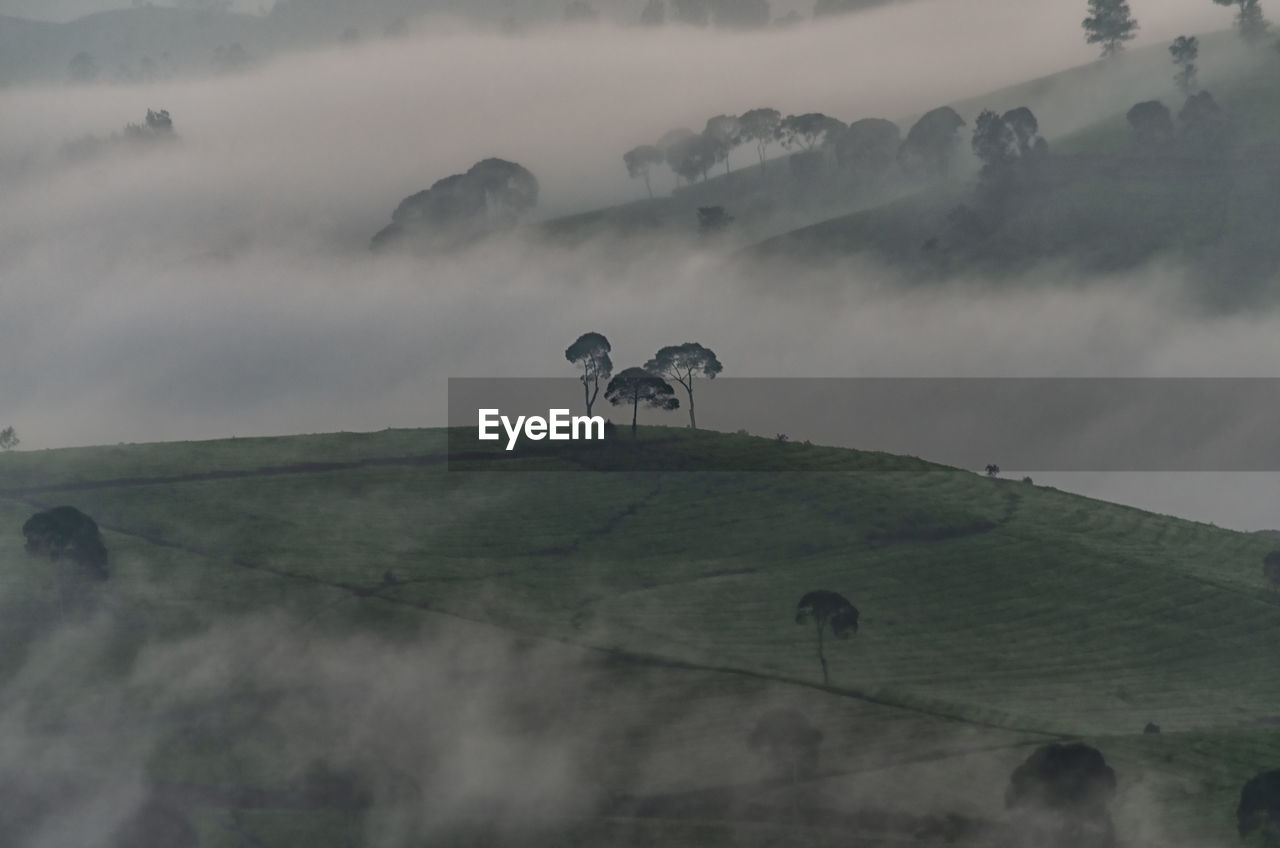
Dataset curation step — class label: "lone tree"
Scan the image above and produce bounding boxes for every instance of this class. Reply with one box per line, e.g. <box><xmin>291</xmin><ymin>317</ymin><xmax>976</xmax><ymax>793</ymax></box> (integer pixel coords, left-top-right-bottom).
<box><xmin>985</xmin><ymin>464</ymin><xmax>1001</xmax><ymax>478</ymax></box>
<box><xmin>23</xmin><ymin>506</ymin><xmax>109</xmax><ymax>579</ymax></box>
<box><xmin>899</xmin><ymin>106</ymin><xmax>966</xmax><ymax>177</ymax></box>
<box><xmin>0</xmin><ymin>427</ymin><xmax>17</xmax><ymax>451</ymax></box>
<box><xmin>1169</xmin><ymin>35</ymin><xmax>1200</xmax><ymax>96</ymax></box>
<box><xmin>1215</xmin><ymin>0</ymin><xmax>1270</xmax><ymax>44</ymax></box>
<box><xmin>1082</xmin><ymin>0</ymin><xmax>1138</xmax><ymax>58</ymax></box>
<box><xmin>1238</xmin><ymin>769</ymin><xmax>1280</xmax><ymax>844</ymax></box>
<box><xmin>739</xmin><ymin>107</ymin><xmax>782</xmax><ymax>168</ymax></box>
<box><xmin>623</xmin><ymin>144</ymin><xmax>664</xmax><ymax>198</ymax></box>
<box><xmin>1006</xmin><ymin>743</ymin><xmax>1117</xmax><ymax>848</ymax></box>
<box><xmin>1263</xmin><ymin>551</ymin><xmax>1280</xmax><ymax>591</ymax></box>
<box><xmin>644</xmin><ymin>342</ymin><xmax>723</xmax><ymax>428</ymax></box>
<box><xmin>794</xmin><ymin>590</ymin><xmax>859</xmax><ymax>686</ymax></box>
<box><xmin>565</xmin><ymin>332</ymin><xmax>613</xmax><ymax>416</ymax></box>
<box><xmin>834</xmin><ymin>118</ymin><xmax>901</xmax><ymax>178</ymax></box>
<box><xmin>605</xmin><ymin>368</ymin><xmax>679</xmax><ymax>437</ymax></box>
<box><xmin>1127</xmin><ymin>100</ymin><xmax>1175</xmax><ymax>148</ymax></box>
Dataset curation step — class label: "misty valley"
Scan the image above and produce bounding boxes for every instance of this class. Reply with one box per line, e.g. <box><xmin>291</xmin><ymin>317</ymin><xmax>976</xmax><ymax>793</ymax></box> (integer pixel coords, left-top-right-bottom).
<box><xmin>3</xmin><ymin>0</ymin><xmax>1280</xmax><ymax>846</ymax></box>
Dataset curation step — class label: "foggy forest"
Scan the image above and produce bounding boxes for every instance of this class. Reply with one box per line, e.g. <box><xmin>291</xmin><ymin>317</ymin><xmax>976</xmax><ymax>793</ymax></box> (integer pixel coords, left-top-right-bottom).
<box><xmin>3</xmin><ymin>0</ymin><xmax>1280</xmax><ymax>845</ymax></box>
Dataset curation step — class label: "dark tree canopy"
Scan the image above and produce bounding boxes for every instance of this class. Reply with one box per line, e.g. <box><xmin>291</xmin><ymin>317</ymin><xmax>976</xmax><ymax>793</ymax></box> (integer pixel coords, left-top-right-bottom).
<box><xmin>0</xmin><ymin>427</ymin><xmax>17</xmax><ymax>451</ymax></box>
<box><xmin>23</xmin><ymin>506</ymin><xmax>108</xmax><ymax>579</ymax></box>
<box><xmin>605</xmin><ymin>367</ymin><xmax>679</xmax><ymax>437</ymax></box>
<box><xmin>795</xmin><ymin>590</ymin><xmax>859</xmax><ymax>685</ymax></box>
<box><xmin>1006</xmin><ymin>743</ymin><xmax>1117</xmax><ymax>848</ymax></box>
<box><xmin>644</xmin><ymin>342</ymin><xmax>723</xmax><ymax>428</ymax></box>
<box><xmin>777</xmin><ymin>113</ymin><xmax>846</xmax><ymax>151</ymax></box>
<box><xmin>899</xmin><ymin>106</ymin><xmax>966</xmax><ymax>177</ymax></box>
<box><xmin>834</xmin><ymin>118</ymin><xmax>901</xmax><ymax>176</ymax></box>
<box><xmin>739</xmin><ymin>107</ymin><xmax>782</xmax><ymax>167</ymax></box>
<box><xmin>373</xmin><ymin>158</ymin><xmax>539</xmax><ymax>250</ymax></box>
<box><xmin>1239</xmin><ymin>769</ymin><xmax>1280</xmax><ymax>840</ymax></box>
<box><xmin>704</xmin><ymin>114</ymin><xmax>742</xmax><ymax>173</ymax></box>
<box><xmin>1169</xmin><ymin>35</ymin><xmax>1199</xmax><ymax>96</ymax></box>
<box><xmin>1215</xmin><ymin>0</ymin><xmax>1270</xmax><ymax>44</ymax></box>
<box><xmin>747</xmin><ymin>708</ymin><xmax>824</xmax><ymax>780</ymax></box>
<box><xmin>1082</xmin><ymin>0</ymin><xmax>1138</xmax><ymax>58</ymax></box>
<box><xmin>624</xmin><ymin>144</ymin><xmax>665</xmax><ymax>197</ymax></box>
<box><xmin>667</xmin><ymin>132</ymin><xmax>719</xmax><ymax>183</ymax></box>
<box><xmin>1127</xmin><ymin>100</ymin><xmax>1175</xmax><ymax>148</ymax></box>
<box><xmin>1179</xmin><ymin>90</ymin><xmax>1232</xmax><ymax>154</ymax></box>
<box><xmin>565</xmin><ymin>332</ymin><xmax>614</xmax><ymax>416</ymax></box>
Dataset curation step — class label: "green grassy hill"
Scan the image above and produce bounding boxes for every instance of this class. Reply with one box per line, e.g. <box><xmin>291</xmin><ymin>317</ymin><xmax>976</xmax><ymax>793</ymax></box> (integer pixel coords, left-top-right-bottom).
<box><xmin>3</xmin><ymin>427</ymin><xmax>1279</xmax><ymax>845</ymax></box>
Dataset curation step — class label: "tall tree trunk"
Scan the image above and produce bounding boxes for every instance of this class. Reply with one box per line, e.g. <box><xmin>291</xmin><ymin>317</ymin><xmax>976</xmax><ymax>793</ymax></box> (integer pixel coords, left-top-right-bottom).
<box><xmin>631</xmin><ymin>398</ymin><xmax>638</xmax><ymax>439</ymax></box>
<box><xmin>583</xmin><ymin>378</ymin><xmax>593</xmax><ymax>416</ymax></box>
<box><xmin>643</xmin><ymin>172</ymin><xmax>653</xmax><ymax>199</ymax></box>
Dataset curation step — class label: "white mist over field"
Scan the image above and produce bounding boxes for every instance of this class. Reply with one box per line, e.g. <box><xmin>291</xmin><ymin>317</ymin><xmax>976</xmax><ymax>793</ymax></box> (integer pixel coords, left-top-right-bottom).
<box><xmin>0</xmin><ymin>0</ymin><xmax>1276</xmax><ymax>528</ymax></box>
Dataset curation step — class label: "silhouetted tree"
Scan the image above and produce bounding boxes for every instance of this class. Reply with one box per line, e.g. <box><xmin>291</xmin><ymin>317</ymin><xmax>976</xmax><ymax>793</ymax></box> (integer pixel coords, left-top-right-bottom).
<box><xmin>624</xmin><ymin>144</ymin><xmax>664</xmax><ymax>197</ymax></box>
<box><xmin>0</xmin><ymin>427</ymin><xmax>17</xmax><ymax>451</ymax></box>
<box><xmin>644</xmin><ymin>343</ymin><xmax>723</xmax><ymax>428</ymax></box>
<box><xmin>1127</xmin><ymin>100</ymin><xmax>1175</xmax><ymax>147</ymax></box>
<box><xmin>1082</xmin><ymin>0</ymin><xmax>1138</xmax><ymax>58</ymax></box>
<box><xmin>899</xmin><ymin>106</ymin><xmax>966</xmax><ymax>177</ymax></box>
<box><xmin>658</xmin><ymin>127</ymin><xmax>697</xmax><ymax>186</ymax></box>
<box><xmin>697</xmin><ymin>205</ymin><xmax>734</xmax><ymax>233</ymax></box>
<box><xmin>704</xmin><ymin>114</ymin><xmax>742</xmax><ymax>173</ymax></box>
<box><xmin>1264</xmin><ymin>551</ymin><xmax>1280</xmax><ymax>591</ymax></box>
<box><xmin>1006</xmin><ymin>743</ymin><xmax>1117</xmax><ymax>848</ymax></box>
<box><xmin>1179</xmin><ymin>90</ymin><xmax>1232</xmax><ymax>154</ymax></box>
<box><xmin>739</xmin><ymin>107</ymin><xmax>782</xmax><ymax>168</ymax></box>
<box><xmin>1169</xmin><ymin>35</ymin><xmax>1200</xmax><ymax>96</ymax></box>
<box><xmin>795</xmin><ymin>590</ymin><xmax>858</xmax><ymax>685</ymax></box>
<box><xmin>23</xmin><ymin>506</ymin><xmax>108</xmax><ymax>579</ymax></box>
<box><xmin>68</xmin><ymin>51</ymin><xmax>99</xmax><ymax>83</ymax></box>
<box><xmin>565</xmin><ymin>332</ymin><xmax>614</xmax><ymax>416</ymax></box>
<box><xmin>985</xmin><ymin>464</ymin><xmax>1000</xmax><ymax>477</ymax></box>
<box><xmin>1215</xmin><ymin>0</ymin><xmax>1270</xmax><ymax>44</ymax></box>
<box><xmin>834</xmin><ymin>118</ymin><xmax>901</xmax><ymax>176</ymax></box>
<box><xmin>211</xmin><ymin>42</ymin><xmax>252</xmax><ymax>74</ymax></box>
<box><xmin>1239</xmin><ymin>769</ymin><xmax>1280</xmax><ymax>844</ymax></box>
<box><xmin>972</xmin><ymin>107</ymin><xmax>1046</xmax><ymax>208</ymax></box>
<box><xmin>641</xmin><ymin>0</ymin><xmax>666</xmax><ymax>24</ymax></box>
<box><xmin>778</xmin><ymin>113</ymin><xmax>846</xmax><ymax>152</ymax></box>
<box><xmin>372</xmin><ymin>158</ymin><xmax>539</xmax><ymax>249</ymax></box>
<box><xmin>668</xmin><ymin>132</ymin><xmax>718</xmax><ymax>183</ymax></box>
<box><xmin>605</xmin><ymin>368</ymin><xmax>679</xmax><ymax>437</ymax></box>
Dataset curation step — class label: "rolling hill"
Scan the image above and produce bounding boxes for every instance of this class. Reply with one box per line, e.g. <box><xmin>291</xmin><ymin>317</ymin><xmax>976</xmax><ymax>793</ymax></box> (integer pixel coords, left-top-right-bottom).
<box><xmin>2</xmin><ymin>427</ymin><xmax>1278</xmax><ymax>845</ymax></box>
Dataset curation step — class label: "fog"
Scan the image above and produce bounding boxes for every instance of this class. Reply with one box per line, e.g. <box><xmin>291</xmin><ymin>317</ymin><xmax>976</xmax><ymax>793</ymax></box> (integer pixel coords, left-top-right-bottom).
<box><xmin>2</xmin><ymin>0</ymin><xmax>1278</xmax><ymax>530</ymax></box>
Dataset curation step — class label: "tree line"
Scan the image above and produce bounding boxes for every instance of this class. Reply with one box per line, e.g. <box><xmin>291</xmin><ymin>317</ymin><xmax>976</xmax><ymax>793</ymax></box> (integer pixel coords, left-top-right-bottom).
<box><xmin>564</xmin><ymin>331</ymin><xmax>723</xmax><ymax>434</ymax></box>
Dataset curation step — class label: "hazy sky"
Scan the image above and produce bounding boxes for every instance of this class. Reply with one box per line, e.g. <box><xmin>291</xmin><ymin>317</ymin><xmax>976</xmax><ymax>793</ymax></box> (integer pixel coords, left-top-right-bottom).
<box><xmin>2</xmin><ymin>0</ymin><xmax>1277</xmax><ymax>529</ymax></box>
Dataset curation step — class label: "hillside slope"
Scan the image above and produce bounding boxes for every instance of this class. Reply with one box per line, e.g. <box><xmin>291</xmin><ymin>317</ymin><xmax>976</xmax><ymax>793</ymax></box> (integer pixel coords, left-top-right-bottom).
<box><xmin>1</xmin><ymin>428</ymin><xmax>1278</xmax><ymax>845</ymax></box>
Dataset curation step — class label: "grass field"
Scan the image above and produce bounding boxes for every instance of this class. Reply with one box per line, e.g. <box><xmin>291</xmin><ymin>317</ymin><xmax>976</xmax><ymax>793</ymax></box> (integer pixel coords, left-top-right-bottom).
<box><xmin>3</xmin><ymin>427</ymin><xmax>1279</xmax><ymax>845</ymax></box>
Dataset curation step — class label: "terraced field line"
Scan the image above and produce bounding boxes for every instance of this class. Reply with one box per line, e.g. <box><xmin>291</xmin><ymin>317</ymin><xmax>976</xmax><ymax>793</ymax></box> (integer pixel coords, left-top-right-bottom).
<box><xmin>5</xmin><ymin>491</ymin><xmax>1071</xmax><ymax>742</ymax></box>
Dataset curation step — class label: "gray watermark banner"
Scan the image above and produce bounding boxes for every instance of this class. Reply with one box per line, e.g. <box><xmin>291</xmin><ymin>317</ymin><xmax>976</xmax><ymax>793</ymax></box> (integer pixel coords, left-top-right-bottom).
<box><xmin>447</xmin><ymin>378</ymin><xmax>1280</xmax><ymax>471</ymax></box>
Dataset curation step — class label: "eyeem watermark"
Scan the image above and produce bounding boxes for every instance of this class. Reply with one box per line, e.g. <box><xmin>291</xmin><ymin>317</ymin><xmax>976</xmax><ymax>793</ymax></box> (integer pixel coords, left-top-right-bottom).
<box><xmin>478</xmin><ymin>408</ymin><xmax>606</xmax><ymax>451</ymax></box>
